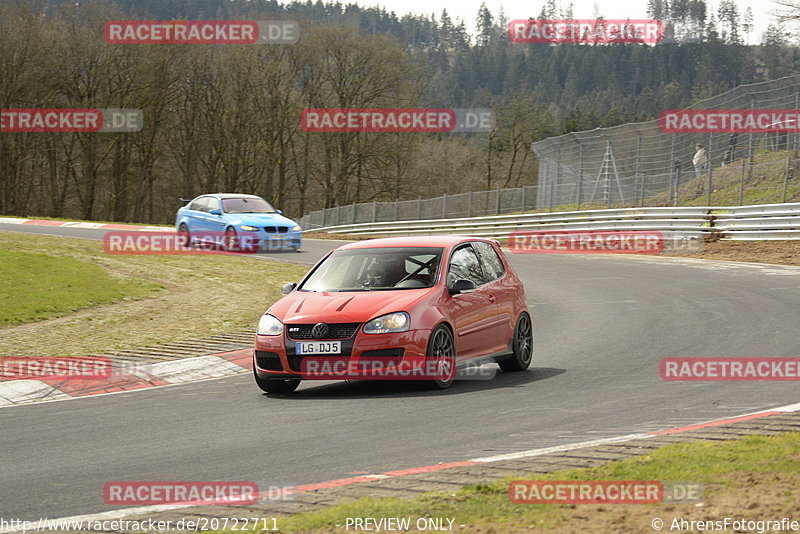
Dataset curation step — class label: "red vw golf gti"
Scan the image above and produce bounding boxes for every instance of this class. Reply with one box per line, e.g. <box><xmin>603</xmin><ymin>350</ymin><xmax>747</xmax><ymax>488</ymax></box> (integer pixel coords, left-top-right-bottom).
<box><xmin>253</xmin><ymin>236</ymin><xmax>532</xmax><ymax>393</ymax></box>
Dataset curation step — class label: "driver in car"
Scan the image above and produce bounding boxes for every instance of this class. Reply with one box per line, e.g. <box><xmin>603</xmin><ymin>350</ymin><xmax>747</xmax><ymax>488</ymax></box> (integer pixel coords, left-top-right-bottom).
<box><xmin>362</xmin><ymin>265</ymin><xmax>387</xmax><ymax>287</ymax></box>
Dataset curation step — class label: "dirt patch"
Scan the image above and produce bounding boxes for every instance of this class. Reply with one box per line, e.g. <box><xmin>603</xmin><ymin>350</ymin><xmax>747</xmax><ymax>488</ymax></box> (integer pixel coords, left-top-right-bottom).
<box><xmin>665</xmin><ymin>240</ymin><xmax>800</xmax><ymax>267</ymax></box>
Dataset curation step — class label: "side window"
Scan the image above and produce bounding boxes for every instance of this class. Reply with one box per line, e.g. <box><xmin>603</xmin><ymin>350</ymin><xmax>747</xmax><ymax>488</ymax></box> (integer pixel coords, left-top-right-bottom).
<box><xmin>448</xmin><ymin>245</ymin><xmax>484</xmax><ymax>286</ymax></box>
<box><xmin>189</xmin><ymin>197</ymin><xmax>209</xmax><ymax>212</ymax></box>
<box><xmin>473</xmin><ymin>242</ymin><xmax>505</xmax><ymax>282</ymax></box>
<box><xmin>206</xmin><ymin>197</ymin><xmax>221</xmax><ymax>212</ymax></box>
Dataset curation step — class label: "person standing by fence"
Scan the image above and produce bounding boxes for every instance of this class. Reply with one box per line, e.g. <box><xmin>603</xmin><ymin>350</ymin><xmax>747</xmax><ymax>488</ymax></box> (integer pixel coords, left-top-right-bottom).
<box><xmin>693</xmin><ymin>144</ymin><xmax>707</xmax><ymax>176</ymax></box>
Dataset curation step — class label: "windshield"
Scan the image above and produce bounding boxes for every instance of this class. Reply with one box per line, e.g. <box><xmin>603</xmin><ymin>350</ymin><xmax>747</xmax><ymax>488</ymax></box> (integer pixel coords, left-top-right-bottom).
<box><xmin>221</xmin><ymin>197</ymin><xmax>276</xmax><ymax>214</ymax></box>
<box><xmin>300</xmin><ymin>247</ymin><xmax>443</xmax><ymax>292</ymax></box>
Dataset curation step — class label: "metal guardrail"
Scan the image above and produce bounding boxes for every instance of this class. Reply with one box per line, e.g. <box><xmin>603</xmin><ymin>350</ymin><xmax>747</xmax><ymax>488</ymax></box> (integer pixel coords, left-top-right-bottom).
<box><xmin>306</xmin><ymin>202</ymin><xmax>800</xmax><ymax>240</ymax></box>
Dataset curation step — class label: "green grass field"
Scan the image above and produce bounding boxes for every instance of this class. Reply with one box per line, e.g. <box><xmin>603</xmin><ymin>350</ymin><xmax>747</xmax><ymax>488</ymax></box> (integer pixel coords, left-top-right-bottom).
<box><xmin>0</xmin><ymin>249</ymin><xmax>160</xmax><ymax>326</ymax></box>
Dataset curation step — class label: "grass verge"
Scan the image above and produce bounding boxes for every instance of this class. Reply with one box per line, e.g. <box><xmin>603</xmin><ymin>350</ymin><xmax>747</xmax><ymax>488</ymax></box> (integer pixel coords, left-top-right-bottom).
<box><xmin>0</xmin><ymin>249</ymin><xmax>160</xmax><ymax>327</ymax></box>
<box><xmin>0</xmin><ymin>232</ymin><xmax>309</xmax><ymax>356</ymax></box>
<box><xmin>263</xmin><ymin>432</ymin><xmax>799</xmax><ymax>533</ymax></box>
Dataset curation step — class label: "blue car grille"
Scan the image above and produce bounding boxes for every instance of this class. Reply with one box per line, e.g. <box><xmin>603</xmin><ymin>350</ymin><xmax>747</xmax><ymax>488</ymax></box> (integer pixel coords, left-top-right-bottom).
<box><xmin>264</xmin><ymin>226</ymin><xmax>289</xmax><ymax>233</ymax></box>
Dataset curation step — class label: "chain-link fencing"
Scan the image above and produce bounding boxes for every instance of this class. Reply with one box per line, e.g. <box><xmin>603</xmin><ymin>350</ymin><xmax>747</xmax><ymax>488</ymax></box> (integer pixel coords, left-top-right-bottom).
<box><xmin>298</xmin><ymin>75</ymin><xmax>800</xmax><ymax>230</ymax></box>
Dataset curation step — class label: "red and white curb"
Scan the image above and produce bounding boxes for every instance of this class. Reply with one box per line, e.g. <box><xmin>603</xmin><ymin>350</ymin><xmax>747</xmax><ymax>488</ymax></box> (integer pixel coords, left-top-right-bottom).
<box><xmin>0</xmin><ymin>350</ymin><xmax>251</xmax><ymax>407</ymax></box>
<box><xmin>0</xmin><ymin>217</ymin><xmax>170</xmax><ymax>232</ymax></box>
<box><xmin>2</xmin><ymin>401</ymin><xmax>797</xmax><ymax>532</ymax></box>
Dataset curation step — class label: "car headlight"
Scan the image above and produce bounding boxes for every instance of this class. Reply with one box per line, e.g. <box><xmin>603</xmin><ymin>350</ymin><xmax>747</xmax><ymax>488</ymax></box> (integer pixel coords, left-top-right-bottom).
<box><xmin>257</xmin><ymin>314</ymin><xmax>283</xmax><ymax>336</ymax></box>
<box><xmin>241</xmin><ymin>225</ymin><xmax>260</xmax><ymax>232</ymax></box>
<box><xmin>291</xmin><ymin>225</ymin><xmax>301</xmax><ymax>232</ymax></box>
<box><xmin>363</xmin><ymin>312</ymin><xmax>410</xmax><ymax>334</ymax></box>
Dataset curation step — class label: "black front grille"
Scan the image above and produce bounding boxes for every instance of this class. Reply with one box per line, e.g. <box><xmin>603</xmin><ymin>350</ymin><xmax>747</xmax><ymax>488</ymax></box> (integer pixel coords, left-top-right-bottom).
<box><xmin>255</xmin><ymin>351</ymin><xmax>283</xmax><ymax>371</ymax></box>
<box><xmin>361</xmin><ymin>348</ymin><xmax>405</xmax><ymax>358</ymax></box>
<box><xmin>286</xmin><ymin>323</ymin><xmax>361</xmax><ymax>340</ymax></box>
<box><xmin>264</xmin><ymin>226</ymin><xmax>289</xmax><ymax>233</ymax></box>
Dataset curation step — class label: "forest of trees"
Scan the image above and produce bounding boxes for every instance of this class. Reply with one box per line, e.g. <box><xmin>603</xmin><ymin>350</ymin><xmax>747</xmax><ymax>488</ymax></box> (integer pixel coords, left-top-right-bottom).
<box><xmin>1</xmin><ymin>0</ymin><xmax>799</xmax><ymax>223</ymax></box>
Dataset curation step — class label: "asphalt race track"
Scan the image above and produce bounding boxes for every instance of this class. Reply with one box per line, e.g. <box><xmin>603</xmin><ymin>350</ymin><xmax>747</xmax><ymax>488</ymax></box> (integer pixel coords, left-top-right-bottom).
<box><xmin>2</xmin><ymin>223</ymin><xmax>800</xmax><ymax>520</ymax></box>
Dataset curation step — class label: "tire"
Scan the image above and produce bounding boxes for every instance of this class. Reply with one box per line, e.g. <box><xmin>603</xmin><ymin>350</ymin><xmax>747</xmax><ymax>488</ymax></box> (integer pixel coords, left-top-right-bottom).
<box><xmin>254</xmin><ymin>368</ymin><xmax>300</xmax><ymax>394</ymax></box>
<box><xmin>178</xmin><ymin>224</ymin><xmax>191</xmax><ymax>247</ymax></box>
<box><xmin>424</xmin><ymin>325</ymin><xmax>456</xmax><ymax>389</ymax></box>
<box><xmin>498</xmin><ymin>312</ymin><xmax>533</xmax><ymax>372</ymax></box>
<box><xmin>224</xmin><ymin>227</ymin><xmax>240</xmax><ymax>252</ymax></box>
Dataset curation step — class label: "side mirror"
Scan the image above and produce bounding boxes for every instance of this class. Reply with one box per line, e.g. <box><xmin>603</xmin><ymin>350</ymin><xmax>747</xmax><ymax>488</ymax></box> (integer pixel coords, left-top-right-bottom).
<box><xmin>277</xmin><ymin>209</ymin><xmax>283</xmax><ymax>215</ymax></box>
<box><xmin>448</xmin><ymin>279</ymin><xmax>477</xmax><ymax>295</ymax></box>
<box><xmin>209</xmin><ymin>208</ymin><xmax>221</xmax><ymax>216</ymax></box>
<box><xmin>281</xmin><ymin>282</ymin><xmax>298</xmax><ymax>294</ymax></box>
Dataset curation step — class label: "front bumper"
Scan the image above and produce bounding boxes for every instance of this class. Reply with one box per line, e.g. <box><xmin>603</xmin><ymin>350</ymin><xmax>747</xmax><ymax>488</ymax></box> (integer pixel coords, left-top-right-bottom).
<box><xmin>254</xmin><ymin>328</ymin><xmax>430</xmax><ymax>380</ymax></box>
<box><xmin>239</xmin><ymin>230</ymin><xmax>301</xmax><ymax>250</ymax></box>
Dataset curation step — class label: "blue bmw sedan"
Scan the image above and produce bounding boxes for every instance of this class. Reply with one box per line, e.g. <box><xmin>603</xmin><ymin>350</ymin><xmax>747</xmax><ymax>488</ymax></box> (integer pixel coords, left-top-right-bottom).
<box><xmin>176</xmin><ymin>193</ymin><xmax>302</xmax><ymax>252</ymax></box>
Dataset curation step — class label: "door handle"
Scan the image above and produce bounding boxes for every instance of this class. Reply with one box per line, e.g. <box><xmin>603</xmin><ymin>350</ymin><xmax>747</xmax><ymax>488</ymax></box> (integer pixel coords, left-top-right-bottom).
<box><xmin>488</xmin><ymin>294</ymin><xmax>496</xmax><ymax>303</ymax></box>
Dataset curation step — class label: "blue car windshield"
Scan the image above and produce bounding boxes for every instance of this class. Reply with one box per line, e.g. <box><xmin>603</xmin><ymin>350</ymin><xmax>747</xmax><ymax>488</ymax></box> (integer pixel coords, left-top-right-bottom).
<box><xmin>300</xmin><ymin>247</ymin><xmax>443</xmax><ymax>292</ymax></box>
<box><xmin>222</xmin><ymin>197</ymin><xmax>276</xmax><ymax>214</ymax></box>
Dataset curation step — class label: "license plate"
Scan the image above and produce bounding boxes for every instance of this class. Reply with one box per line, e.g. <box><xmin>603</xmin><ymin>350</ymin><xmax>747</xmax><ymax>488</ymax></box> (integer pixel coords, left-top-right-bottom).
<box><xmin>296</xmin><ymin>341</ymin><xmax>341</xmax><ymax>355</ymax></box>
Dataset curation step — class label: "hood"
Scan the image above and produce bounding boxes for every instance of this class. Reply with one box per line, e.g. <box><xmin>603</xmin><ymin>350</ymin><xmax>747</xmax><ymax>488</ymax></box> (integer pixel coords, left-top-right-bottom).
<box><xmin>232</xmin><ymin>212</ymin><xmax>297</xmax><ymax>227</ymax></box>
<box><xmin>268</xmin><ymin>289</ymin><xmax>431</xmax><ymax>324</ymax></box>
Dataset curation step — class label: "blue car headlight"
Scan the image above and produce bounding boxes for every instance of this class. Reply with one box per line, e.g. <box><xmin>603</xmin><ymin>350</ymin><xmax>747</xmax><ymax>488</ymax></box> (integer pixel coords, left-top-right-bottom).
<box><xmin>241</xmin><ymin>225</ymin><xmax>260</xmax><ymax>232</ymax></box>
<box><xmin>291</xmin><ymin>225</ymin><xmax>301</xmax><ymax>232</ymax></box>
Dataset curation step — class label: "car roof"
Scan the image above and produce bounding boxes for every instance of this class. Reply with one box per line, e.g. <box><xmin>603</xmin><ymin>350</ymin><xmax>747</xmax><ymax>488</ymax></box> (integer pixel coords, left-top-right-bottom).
<box><xmin>338</xmin><ymin>236</ymin><xmax>497</xmax><ymax>250</ymax></box>
<box><xmin>207</xmin><ymin>193</ymin><xmax>263</xmax><ymax>200</ymax></box>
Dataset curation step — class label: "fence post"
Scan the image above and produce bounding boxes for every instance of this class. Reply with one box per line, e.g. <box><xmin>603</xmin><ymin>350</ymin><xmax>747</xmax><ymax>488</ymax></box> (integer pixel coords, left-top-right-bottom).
<box><xmin>606</xmin><ymin>140</ymin><xmax>612</xmax><ymax>209</ymax></box>
<box><xmin>577</xmin><ymin>144</ymin><xmax>584</xmax><ymax>210</ymax></box>
<box><xmin>640</xmin><ymin>172</ymin><xmax>647</xmax><ymax>207</ymax></box>
<box><xmin>707</xmin><ymin>132</ymin><xmax>714</xmax><ymax>205</ymax></box>
<box><xmin>747</xmin><ymin>103</ymin><xmax>755</xmax><ymax>198</ymax></box>
<box><xmin>745</xmin><ymin>97</ymin><xmax>755</xmax><ymax>203</ymax></box>
<box><xmin>442</xmin><ymin>193</ymin><xmax>447</xmax><ymax>219</ymax></box>
<box><xmin>637</xmin><ymin>133</ymin><xmax>644</xmax><ymax>207</ymax></box>
<box><xmin>739</xmin><ymin>158</ymin><xmax>746</xmax><ymax>205</ymax></box>
<box><xmin>668</xmin><ymin>133</ymin><xmax>677</xmax><ymax>207</ymax></box>
<box><xmin>784</xmin><ymin>150</ymin><xmax>791</xmax><ymax>203</ymax></box>
<box><xmin>372</xmin><ymin>201</ymin><xmax>377</xmax><ymax>223</ymax></box>
<box><xmin>323</xmin><ymin>208</ymin><xmax>329</xmax><ymax>227</ymax></box>
<box><xmin>468</xmin><ymin>191</ymin><xmax>473</xmax><ymax>217</ymax></box>
<box><xmin>417</xmin><ymin>196</ymin><xmax>422</xmax><ymax>220</ymax></box>
<box><xmin>551</xmin><ymin>150</ymin><xmax>560</xmax><ymax>212</ymax></box>
<box><xmin>394</xmin><ymin>201</ymin><xmax>399</xmax><ymax>221</ymax></box>
<box><xmin>352</xmin><ymin>203</ymin><xmax>357</xmax><ymax>224</ymax></box>
<box><xmin>520</xmin><ymin>186</ymin><xmax>526</xmax><ymax>214</ymax></box>
<box><xmin>495</xmin><ymin>188</ymin><xmax>501</xmax><ymax>215</ymax></box>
